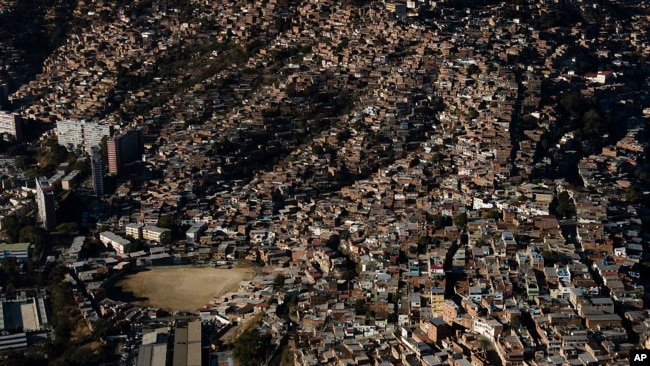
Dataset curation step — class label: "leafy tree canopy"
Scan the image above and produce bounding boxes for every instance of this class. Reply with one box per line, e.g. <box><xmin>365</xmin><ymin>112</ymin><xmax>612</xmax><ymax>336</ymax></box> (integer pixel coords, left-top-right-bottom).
<box><xmin>483</xmin><ymin>208</ymin><xmax>501</xmax><ymax>221</ymax></box>
<box><xmin>55</xmin><ymin>222</ymin><xmax>79</xmax><ymax>234</ymax></box>
<box><xmin>551</xmin><ymin>191</ymin><xmax>575</xmax><ymax>219</ymax></box>
<box><xmin>273</xmin><ymin>274</ymin><xmax>285</xmax><ymax>287</ymax></box>
<box><xmin>232</xmin><ymin>328</ymin><xmax>272</xmax><ymax>366</ymax></box>
<box><xmin>453</xmin><ymin>212</ymin><xmax>468</xmax><ymax>230</ymax></box>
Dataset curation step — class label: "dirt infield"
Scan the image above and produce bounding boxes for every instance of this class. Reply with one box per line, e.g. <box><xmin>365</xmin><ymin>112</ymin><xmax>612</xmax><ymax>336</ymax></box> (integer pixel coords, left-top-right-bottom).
<box><xmin>112</xmin><ymin>267</ymin><xmax>255</xmax><ymax>311</ymax></box>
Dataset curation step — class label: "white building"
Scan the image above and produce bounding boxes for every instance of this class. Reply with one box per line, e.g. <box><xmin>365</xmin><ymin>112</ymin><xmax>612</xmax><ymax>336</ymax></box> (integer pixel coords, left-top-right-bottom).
<box><xmin>35</xmin><ymin>177</ymin><xmax>56</xmax><ymax>231</ymax></box>
<box><xmin>125</xmin><ymin>223</ymin><xmax>144</xmax><ymax>239</ymax></box>
<box><xmin>142</xmin><ymin>226</ymin><xmax>171</xmax><ymax>243</ymax></box>
<box><xmin>56</xmin><ymin>120</ymin><xmax>111</xmax><ymax>154</ymax></box>
<box><xmin>185</xmin><ymin>222</ymin><xmax>207</xmax><ymax>244</ymax></box>
<box><xmin>99</xmin><ymin>231</ymin><xmax>131</xmax><ymax>254</ymax></box>
<box><xmin>0</xmin><ymin>111</ymin><xmax>23</xmax><ymax>141</ymax></box>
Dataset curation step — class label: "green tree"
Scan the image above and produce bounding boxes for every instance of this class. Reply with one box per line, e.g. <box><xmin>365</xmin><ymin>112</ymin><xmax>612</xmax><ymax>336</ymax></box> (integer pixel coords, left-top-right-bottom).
<box><xmin>126</xmin><ymin>239</ymin><xmax>144</xmax><ymax>254</ymax></box>
<box><xmin>73</xmin><ymin>157</ymin><xmax>91</xmax><ymax>179</ymax></box>
<box><xmin>311</xmin><ymin>144</ymin><xmax>324</xmax><ymax>155</ymax></box>
<box><xmin>453</xmin><ymin>212</ymin><xmax>468</xmax><ymax>230</ymax></box>
<box><xmin>19</xmin><ymin>226</ymin><xmax>46</xmax><ymax>247</ymax></box>
<box><xmin>467</xmin><ymin>107</ymin><xmax>479</xmax><ymax>120</ymax></box>
<box><xmin>431</xmin><ymin>152</ymin><xmax>445</xmax><ymax>165</ymax></box>
<box><xmin>1</xmin><ymin>348</ymin><xmax>29</xmax><ymax>366</ymax></box>
<box><xmin>336</xmin><ymin>129</ymin><xmax>351</xmax><ymax>143</ymax></box>
<box><xmin>467</xmin><ymin>64</ymin><xmax>480</xmax><ymax>75</ymax></box>
<box><xmin>64</xmin><ymin>343</ymin><xmax>107</xmax><ymax>365</ymax></box>
<box><xmin>55</xmin><ymin>222</ymin><xmax>79</xmax><ymax>234</ymax></box>
<box><xmin>1</xmin><ymin>257</ymin><xmax>18</xmax><ymax>276</ymax></box>
<box><xmin>2</xmin><ymin>216</ymin><xmax>20</xmax><ymax>242</ymax></box>
<box><xmin>232</xmin><ymin>329</ymin><xmax>272</xmax><ymax>366</ymax></box>
<box><xmin>341</xmin><ymin>269</ymin><xmax>356</xmax><ymax>281</ymax></box>
<box><xmin>14</xmin><ymin>155</ymin><xmax>36</xmax><ymax>172</ymax></box>
<box><xmin>407</xmin><ymin>243</ymin><xmax>418</xmax><ymax>256</ymax></box>
<box><xmin>159</xmin><ymin>230</ymin><xmax>172</xmax><ymax>246</ymax></box>
<box><xmin>431</xmin><ymin>214</ymin><xmax>451</xmax><ymax>230</ymax></box>
<box><xmin>542</xmin><ymin>250</ymin><xmax>557</xmax><ymax>267</ymax></box>
<box><xmin>157</xmin><ymin>214</ymin><xmax>175</xmax><ymax>229</ymax></box>
<box><xmin>353</xmin><ymin>299</ymin><xmax>367</xmax><ymax>315</ymax></box>
<box><xmin>561</xmin><ymin>92</ymin><xmax>594</xmax><ymax>120</ymax></box>
<box><xmin>92</xmin><ymin>318</ymin><xmax>109</xmax><ymax>341</ymax></box>
<box><xmin>273</xmin><ymin>274</ymin><xmax>285</xmax><ymax>287</ymax></box>
<box><xmin>509</xmin><ymin>315</ymin><xmax>521</xmax><ymax>329</ymax></box>
<box><xmin>553</xmin><ymin>191</ymin><xmax>575</xmax><ymax>219</ymax></box>
<box><xmin>82</xmin><ymin>238</ymin><xmax>106</xmax><ymax>258</ymax></box>
<box><xmin>46</xmin><ymin>143</ymin><xmax>70</xmax><ymax>168</ymax></box>
<box><xmin>582</xmin><ymin>109</ymin><xmax>605</xmax><ymax>138</ymax></box>
<box><xmin>417</xmin><ymin>236</ymin><xmax>433</xmax><ymax>254</ymax></box>
<box><xmin>625</xmin><ymin>185</ymin><xmax>642</xmax><ymax>204</ymax></box>
<box><xmin>210</xmin><ymin>137</ymin><xmax>235</xmax><ymax>156</ymax></box>
<box><xmin>280</xmin><ymin>345</ymin><xmax>294</xmax><ymax>366</ymax></box>
<box><xmin>333</xmin><ymin>164</ymin><xmax>352</xmax><ymax>185</ymax></box>
<box><xmin>483</xmin><ymin>208</ymin><xmax>501</xmax><ymax>221</ymax></box>
<box><xmin>477</xmin><ymin>336</ymin><xmax>492</xmax><ymax>351</ymax></box>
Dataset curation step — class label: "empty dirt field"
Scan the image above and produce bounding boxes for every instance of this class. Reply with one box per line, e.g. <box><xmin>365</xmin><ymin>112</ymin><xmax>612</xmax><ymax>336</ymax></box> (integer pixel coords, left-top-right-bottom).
<box><xmin>111</xmin><ymin>267</ymin><xmax>255</xmax><ymax>311</ymax></box>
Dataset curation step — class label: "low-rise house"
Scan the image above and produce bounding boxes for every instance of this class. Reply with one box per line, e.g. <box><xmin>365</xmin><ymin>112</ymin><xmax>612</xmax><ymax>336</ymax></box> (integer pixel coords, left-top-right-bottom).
<box><xmin>99</xmin><ymin>231</ymin><xmax>131</xmax><ymax>254</ymax></box>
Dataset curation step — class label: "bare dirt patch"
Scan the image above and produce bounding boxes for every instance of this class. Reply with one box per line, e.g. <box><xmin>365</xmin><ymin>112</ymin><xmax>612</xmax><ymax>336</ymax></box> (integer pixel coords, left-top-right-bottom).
<box><xmin>112</xmin><ymin>267</ymin><xmax>255</xmax><ymax>311</ymax></box>
<box><xmin>220</xmin><ymin>312</ymin><xmax>263</xmax><ymax>345</ymax></box>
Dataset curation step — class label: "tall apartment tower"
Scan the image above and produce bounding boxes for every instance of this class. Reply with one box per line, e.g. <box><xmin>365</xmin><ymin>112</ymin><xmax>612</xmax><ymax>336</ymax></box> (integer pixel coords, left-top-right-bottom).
<box><xmin>107</xmin><ymin>129</ymin><xmax>144</xmax><ymax>174</ymax></box>
<box><xmin>35</xmin><ymin>177</ymin><xmax>56</xmax><ymax>231</ymax></box>
<box><xmin>91</xmin><ymin>146</ymin><xmax>104</xmax><ymax>196</ymax></box>
<box><xmin>56</xmin><ymin>120</ymin><xmax>111</xmax><ymax>154</ymax></box>
<box><xmin>0</xmin><ymin>111</ymin><xmax>23</xmax><ymax>141</ymax></box>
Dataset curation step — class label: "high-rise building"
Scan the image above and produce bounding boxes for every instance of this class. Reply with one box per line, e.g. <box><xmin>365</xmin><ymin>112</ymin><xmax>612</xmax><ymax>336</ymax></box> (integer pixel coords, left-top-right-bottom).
<box><xmin>0</xmin><ymin>111</ymin><xmax>23</xmax><ymax>141</ymax></box>
<box><xmin>107</xmin><ymin>129</ymin><xmax>144</xmax><ymax>174</ymax></box>
<box><xmin>35</xmin><ymin>177</ymin><xmax>56</xmax><ymax>231</ymax></box>
<box><xmin>91</xmin><ymin>146</ymin><xmax>104</xmax><ymax>196</ymax></box>
<box><xmin>106</xmin><ymin>139</ymin><xmax>119</xmax><ymax>175</ymax></box>
<box><xmin>56</xmin><ymin>120</ymin><xmax>111</xmax><ymax>154</ymax></box>
<box><xmin>55</xmin><ymin>120</ymin><xmax>84</xmax><ymax>151</ymax></box>
<box><xmin>84</xmin><ymin>122</ymin><xmax>111</xmax><ymax>155</ymax></box>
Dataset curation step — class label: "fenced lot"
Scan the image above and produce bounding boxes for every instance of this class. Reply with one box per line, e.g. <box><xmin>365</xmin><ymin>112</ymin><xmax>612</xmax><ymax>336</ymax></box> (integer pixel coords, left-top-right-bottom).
<box><xmin>112</xmin><ymin>267</ymin><xmax>255</xmax><ymax>311</ymax></box>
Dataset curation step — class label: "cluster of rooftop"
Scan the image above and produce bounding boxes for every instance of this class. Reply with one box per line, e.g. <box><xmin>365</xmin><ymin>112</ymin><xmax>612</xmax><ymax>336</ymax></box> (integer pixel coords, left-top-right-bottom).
<box><xmin>1</xmin><ymin>0</ymin><xmax>650</xmax><ymax>365</ymax></box>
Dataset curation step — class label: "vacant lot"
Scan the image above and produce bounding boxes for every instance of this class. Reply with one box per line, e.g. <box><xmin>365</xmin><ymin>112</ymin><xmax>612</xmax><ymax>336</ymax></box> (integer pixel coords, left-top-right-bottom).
<box><xmin>112</xmin><ymin>267</ymin><xmax>255</xmax><ymax>311</ymax></box>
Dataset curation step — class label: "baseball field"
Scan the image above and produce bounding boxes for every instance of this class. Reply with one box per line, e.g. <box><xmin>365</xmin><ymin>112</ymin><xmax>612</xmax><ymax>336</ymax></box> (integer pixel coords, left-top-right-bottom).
<box><xmin>110</xmin><ymin>267</ymin><xmax>255</xmax><ymax>311</ymax></box>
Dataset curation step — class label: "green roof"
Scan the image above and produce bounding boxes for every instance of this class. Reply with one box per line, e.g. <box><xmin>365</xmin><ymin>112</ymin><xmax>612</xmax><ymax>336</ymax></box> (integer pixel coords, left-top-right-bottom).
<box><xmin>0</xmin><ymin>243</ymin><xmax>32</xmax><ymax>251</ymax></box>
